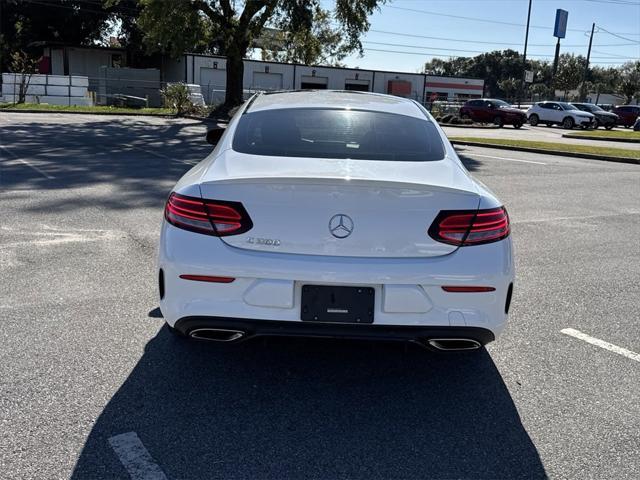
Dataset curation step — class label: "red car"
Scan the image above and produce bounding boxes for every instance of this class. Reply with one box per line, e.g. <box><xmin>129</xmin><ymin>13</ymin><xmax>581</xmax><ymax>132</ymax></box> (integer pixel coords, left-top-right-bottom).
<box><xmin>612</xmin><ymin>105</ymin><xmax>640</xmax><ymax>128</ymax></box>
<box><xmin>459</xmin><ymin>99</ymin><xmax>527</xmax><ymax>128</ymax></box>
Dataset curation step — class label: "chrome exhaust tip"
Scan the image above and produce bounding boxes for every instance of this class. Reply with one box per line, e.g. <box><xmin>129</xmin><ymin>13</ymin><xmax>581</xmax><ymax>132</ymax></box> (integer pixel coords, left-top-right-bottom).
<box><xmin>426</xmin><ymin>338</ymin><xmax>482</xmax><ymax>351</ymax></box>
<box><xmin>189</xmin><ymin>328</ymin><xmax>245</xmax><ymax>342</ymax></box>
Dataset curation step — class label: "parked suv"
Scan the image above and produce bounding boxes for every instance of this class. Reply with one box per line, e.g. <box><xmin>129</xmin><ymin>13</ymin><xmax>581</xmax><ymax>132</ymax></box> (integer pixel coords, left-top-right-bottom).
<box><xmin>459</xmin><ymin>99</ymin><xmax>527</xmax><ymax>128</ymax></box>
<box><xmin>612</xmin><ymin>105</ymin><xmax>640</xmax><ymax>128</ymax></box>
<box><xmin>571</xmin><ymin>103</ymin><xmax>618</xmax><ymax>130</ymax></box>
<box><xmin>526</xmin><ymin>101</ymin><xmax>595</xmax><ymax>129</ymax></box>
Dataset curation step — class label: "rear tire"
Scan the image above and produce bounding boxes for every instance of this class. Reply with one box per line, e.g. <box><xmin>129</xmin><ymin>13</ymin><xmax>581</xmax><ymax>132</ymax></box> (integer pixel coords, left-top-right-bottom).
<box><xmin>493</xmin><ymin>116</ymin><xmax>504</xmax><ymax>128</ymax></box>
<box><xmin>513</xmin><ymin>121</ymin><xmax>522</xmax><ymax>129</ymax></box>
<box><xmin>528</xmin><ymin>114</ymin><xmax>539</xmax><ymax>126</ymax></box>
<box><xmin>562</xmin><ymin>117</ymin><xmax>575</xmax><ymax>129</ymax></box>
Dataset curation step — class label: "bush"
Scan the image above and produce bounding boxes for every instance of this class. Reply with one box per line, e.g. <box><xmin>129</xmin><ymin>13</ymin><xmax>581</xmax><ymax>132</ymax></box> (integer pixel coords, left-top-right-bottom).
<box><xmin>161</xmin><ymin>83</ymin><xmax>202</xmax><ymax>116</ymax></box>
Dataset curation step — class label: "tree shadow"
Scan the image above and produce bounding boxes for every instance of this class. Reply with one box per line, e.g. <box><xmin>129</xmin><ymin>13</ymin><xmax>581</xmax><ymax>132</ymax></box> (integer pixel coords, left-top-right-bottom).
<box><xmin>72</xmin><ymin>327</ymin><xmax>546</xmax><ymax>479</ymax></box>
<box><xmin>0</xmin><ymin>118</ymin><xmax>211</xmax><ymax>210</ymax></box>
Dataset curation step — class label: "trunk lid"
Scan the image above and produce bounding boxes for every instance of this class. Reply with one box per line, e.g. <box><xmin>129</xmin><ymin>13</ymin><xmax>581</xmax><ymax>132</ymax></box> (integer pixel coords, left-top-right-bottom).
<box><xmin>199</xmin><ymin>151</ymin><xmax>480</xmax><ymax>258</ymax></box>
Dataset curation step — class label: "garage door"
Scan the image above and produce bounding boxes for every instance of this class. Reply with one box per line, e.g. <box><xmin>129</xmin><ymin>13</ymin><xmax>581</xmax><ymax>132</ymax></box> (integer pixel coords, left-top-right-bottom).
<box><xmin>345</xmin><ymin>80</ymin><xmax>370</xmax><ymax>91</ymax></box>
<box><xmin>200</xmin><ymin>67</ymin><xmax>226</xmax><ymax>104</ymax></box>
<box><xmin>301</xmin><ymin>75</ymin><xmax>328</xmax><ymax>89</ymax></box>
<box><xmin>253</xmin><ymin>72</ymin><xmax>283</xmax><ymax>91</ymax></box>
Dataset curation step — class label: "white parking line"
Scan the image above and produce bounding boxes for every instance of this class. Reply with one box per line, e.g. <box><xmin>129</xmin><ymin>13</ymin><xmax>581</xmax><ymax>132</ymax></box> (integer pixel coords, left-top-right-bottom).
<box><xmin>0</xmin><ymin>145</ymin><xmax>56</xmax><ymax>179</ymax></box>
<box><xmin>561</xmin><ymin>328</ymin><xmax>640</xmax><ymax>363</ymax></box>
<box><xmin>465</xmin><ymin>152</ymin><xmax>547</xmax><ymax>165</ymax></box>
<box><xmin>108</xmin><ymin>432</ymin><xmax>168</xmax><ymax>480</ymax></box>
<box><xmin>124</xmin><ymin>144</ymin><xmax>174</xmax><ymax>161</ymax></box>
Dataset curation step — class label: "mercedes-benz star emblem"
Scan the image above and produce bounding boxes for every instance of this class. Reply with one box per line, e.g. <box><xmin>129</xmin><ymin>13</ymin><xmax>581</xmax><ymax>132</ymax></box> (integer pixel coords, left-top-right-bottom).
<box><xmin>329</xmin><ymin>214</ymin><xmax>354</xmax><ymax>239</ymax></box>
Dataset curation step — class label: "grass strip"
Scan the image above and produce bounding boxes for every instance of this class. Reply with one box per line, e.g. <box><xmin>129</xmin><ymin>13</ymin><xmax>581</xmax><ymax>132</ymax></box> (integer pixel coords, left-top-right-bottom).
<box><xmin>449</xmin><ymin>137</ymin><xmax>639</xmax><ymax>159</ymax></box>
<box><xmin>563</xmin><ymin>130</ymin><xmax>640</xmax><ymax>142</ymax></box>
<box><xmin>0</xmin><ymin>103</ymin><xmax>174</xmax><ymax>115</ymax></box>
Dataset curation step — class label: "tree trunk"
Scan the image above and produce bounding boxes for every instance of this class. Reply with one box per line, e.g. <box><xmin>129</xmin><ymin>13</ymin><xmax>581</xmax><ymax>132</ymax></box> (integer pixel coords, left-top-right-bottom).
<box><xmin>224</xmin><ymin>47</ymin><xmax>246</xmax><ymax>109</ymax></box>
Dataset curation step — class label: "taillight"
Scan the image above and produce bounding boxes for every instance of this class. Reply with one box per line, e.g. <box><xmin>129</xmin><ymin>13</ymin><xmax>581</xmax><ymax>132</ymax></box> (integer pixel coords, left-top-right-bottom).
<box><xmin>428</xmin><ymin>206</ymin><xmax>510</xmax><ymax>246</ymax></box>
<box><xmin>164</xmin><ymin>192</ymin><xmax>252</xmax><ymax>236</ymax></box>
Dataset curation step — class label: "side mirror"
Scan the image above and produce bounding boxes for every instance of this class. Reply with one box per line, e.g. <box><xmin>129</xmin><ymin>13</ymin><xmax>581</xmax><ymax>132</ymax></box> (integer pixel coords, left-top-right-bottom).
<box><xmin>206</xmin><ymin>126</ymin><xmax>225</xmax><ymax>146</ymax></box>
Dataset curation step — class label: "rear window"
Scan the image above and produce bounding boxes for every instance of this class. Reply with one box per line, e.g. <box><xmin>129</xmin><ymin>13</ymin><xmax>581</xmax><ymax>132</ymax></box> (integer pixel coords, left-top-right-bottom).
<box><xmin>232</xmin><ymin>108</ymin><xmax>445</xmax><ymax>161</ymax></box>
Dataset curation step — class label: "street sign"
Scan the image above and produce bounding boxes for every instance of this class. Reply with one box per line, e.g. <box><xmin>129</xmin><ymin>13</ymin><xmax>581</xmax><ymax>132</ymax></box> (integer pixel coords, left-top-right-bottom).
<box><xmin>554</xmin><ymin>9</ymin><xmax>569</xmax><ymax>39</ymax></box>
<box><xmin>525</xmin><ymin>70</ymin><xmax>534</xmax><ymax>83</ymax></box>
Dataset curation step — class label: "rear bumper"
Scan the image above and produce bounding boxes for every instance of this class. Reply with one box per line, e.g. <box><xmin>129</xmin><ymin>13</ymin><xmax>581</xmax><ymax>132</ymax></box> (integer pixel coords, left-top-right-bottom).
<box><xmin>174</xmin><ymin>316</ymin><xmax>495</xmax><ymax>347</ymax></box>
<box><xmin>159</xmin><ymin>222</ymin><xmax>515</xmax><ymax>338</ymax></box>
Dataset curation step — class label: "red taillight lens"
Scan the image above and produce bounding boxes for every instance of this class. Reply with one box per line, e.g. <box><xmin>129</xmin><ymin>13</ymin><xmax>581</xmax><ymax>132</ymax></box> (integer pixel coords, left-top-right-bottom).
<box><xmin>442</xmin><ymin>286</ymin><xmax>496</xmax><ymax>292</ymax></box>
<box><xmin>179</xmin><ymin>275</ymin><xmax>235</xmax><ymax>283</ymax></box>
<box><xmin>165</xmin><ymin>193</ymin><xmax>252</xmax><ymax>236</ymax></box>
<box><xmin>429</xmin><ymin>207</ymin><xmax>510</xmax><ymax>246</ymax></box>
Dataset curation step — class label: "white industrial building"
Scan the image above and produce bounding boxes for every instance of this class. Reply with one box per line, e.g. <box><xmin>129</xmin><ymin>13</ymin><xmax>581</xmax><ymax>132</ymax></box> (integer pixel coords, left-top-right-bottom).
<box><xmin>165</xmin><ymin>53</ymin><xmax>485</xmax><ymax>105</ymax></box>
<box><xmin>13</xmin><ymin>46</ymin><xmax>484</xmax><ymax>106</ymax></box>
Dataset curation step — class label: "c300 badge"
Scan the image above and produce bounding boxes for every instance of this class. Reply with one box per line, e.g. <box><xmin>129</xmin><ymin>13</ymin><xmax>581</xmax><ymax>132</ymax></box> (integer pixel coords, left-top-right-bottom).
<box><xmin>247</xmin><ymin>237</ymin><xmax>281</xmax><ymax>247</ymax></box>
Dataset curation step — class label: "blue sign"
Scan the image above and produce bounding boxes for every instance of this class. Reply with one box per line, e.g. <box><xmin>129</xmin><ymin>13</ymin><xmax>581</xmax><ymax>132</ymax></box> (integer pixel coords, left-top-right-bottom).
<box><xmin>554</xmin><ymin>9</ymin><xmax>569</xmax><ymax>39</ymax></box>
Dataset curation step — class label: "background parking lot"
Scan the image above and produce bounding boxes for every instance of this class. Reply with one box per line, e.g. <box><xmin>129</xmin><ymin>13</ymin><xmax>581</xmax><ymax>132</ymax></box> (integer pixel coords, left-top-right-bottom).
<box><xmin>1</xmin><ymin>113</ymin><xmax>639</xmax><ymax>479</ymax></box>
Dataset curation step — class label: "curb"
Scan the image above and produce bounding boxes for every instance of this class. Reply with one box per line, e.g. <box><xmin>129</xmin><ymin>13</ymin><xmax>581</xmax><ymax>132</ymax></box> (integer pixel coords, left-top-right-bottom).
<box><xmin>0</xmin><ymin>108</ymin><xmax>221</xmax><ymax>123</ymax></box>
<box><xmin>439</xmin><ymin>123</ymin><xmax>499</xmax><ymax>129</ymax></box>
<box><xmin>562</xmin><ymin>134</ymin><xmax>640</xmax><ymax>144</ymax></box>
<box><xmin>450</xmin><ymin>140</ymin><xmax>640</xmax><ymax>165</ymax></box>
<box><xmin>0</xmin><ymin>108</ymin><xmax>178</xmax><ymax>118</ymax></box>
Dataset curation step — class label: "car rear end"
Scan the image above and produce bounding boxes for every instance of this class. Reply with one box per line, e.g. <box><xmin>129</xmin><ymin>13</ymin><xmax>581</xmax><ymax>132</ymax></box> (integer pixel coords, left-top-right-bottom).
<box><xmin>502</xmin><ymin>108</ymin><xmax>527</xmax><ymax>127</ymax></box>
<box><xmin>158</xmin><ymin>93</ymin><xmax>514</xmax><ymax>350</ymax></box>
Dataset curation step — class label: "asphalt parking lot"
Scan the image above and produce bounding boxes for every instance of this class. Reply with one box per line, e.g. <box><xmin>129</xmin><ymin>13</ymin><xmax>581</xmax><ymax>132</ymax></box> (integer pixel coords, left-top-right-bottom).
<box><xmin>1</xmin><ymin>112</ymin><xmax>639</xmax><ymax>479</ymax></box>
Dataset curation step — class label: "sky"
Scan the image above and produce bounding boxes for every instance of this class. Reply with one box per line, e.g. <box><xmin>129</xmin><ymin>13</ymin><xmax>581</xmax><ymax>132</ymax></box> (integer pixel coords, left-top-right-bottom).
<box><xmin>322</xmin><ymin>0</ymin><xmax>640</xmax><ymax>73</ymax></box>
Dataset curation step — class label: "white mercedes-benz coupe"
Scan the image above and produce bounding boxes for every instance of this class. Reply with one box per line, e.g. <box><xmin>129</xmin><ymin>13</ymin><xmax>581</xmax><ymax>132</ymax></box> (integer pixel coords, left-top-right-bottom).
<box><xmin>158</xmin><ymin>90</ymin><xmax>514</xmax><ymax>351</ymax></box>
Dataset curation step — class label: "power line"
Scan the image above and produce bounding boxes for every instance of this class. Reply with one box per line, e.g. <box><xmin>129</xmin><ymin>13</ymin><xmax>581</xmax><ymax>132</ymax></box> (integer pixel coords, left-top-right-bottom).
<box><xmin>362</xmin><ymin>47</ymin><xmax>631</xmax><ymax>64</ymax></box>
<box><xmin>368</xmin><ymin>29</ymin><xmax>638</xmax><ymax>47</ymax></box>
<box><xmin>582</xmin><ymin>0</ymin><xmax>640</xmax><ymax>6</ymax></box>
<box><xmin>592</xmin><ymin>49</ymin><xmax>639</xmax><ymax>59</ymax></box>
<box><xmin>363</xmin><ymin>40</ymin><xmax>639</xmax><ymax>59</ymax></box>
<box><xmin>387</xmin><ymin>5</ymin><xmax>640</xmax><ymax>36</ymax></box>
<box><xmin>596</xmin><ymin>25</ymin><xmax>640</xmax><ymax>43</ymax></box>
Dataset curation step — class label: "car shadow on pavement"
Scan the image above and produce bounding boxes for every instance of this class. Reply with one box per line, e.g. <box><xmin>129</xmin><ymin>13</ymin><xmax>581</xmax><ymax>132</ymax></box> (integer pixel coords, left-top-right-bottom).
<box><xmin>71</xmin><ymin>327</ymin><xmax>546</xmax><ymax>479</ymax></box>
<box><xmin>456</xmin><ymin>152</ymin><xmax>482</xmax><ymax>171</ymax></box>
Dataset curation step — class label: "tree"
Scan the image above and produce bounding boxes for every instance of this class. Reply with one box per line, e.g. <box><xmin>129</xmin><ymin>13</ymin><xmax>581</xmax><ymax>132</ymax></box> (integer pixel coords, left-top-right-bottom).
<box><xmin>424</xmin><ymin>50</ymin><xmax>525</xmax><ymax>98</ymax></box>
<box><xmin>554</xmin><ymin>53</ymin><xmax>585</xmax><ymax>99</ymax></box>
<box><xmin>136</xmin><ymin>0</ymin><xmax>385</xmax><ymax>111</ymax></box>
<box><xmin>617</xmin><ymin>60</ymin><xmax>640</xmax><ymax>104</ymax></box>
<box><xmin>497</xmin><ymin>78</ymin><xmax>518</xmax><ymax>101</ymax></box>
<box><xmin>259</xmin><ymin>6</ymin><xmax>350</xmax><ymax>66</ymax></box>
<box><xmin>9</xmin><ymin>50</ymin><xmax>40</xmax><ymax>104</ymax></box>
<box><xmin>529</xmin><ymin>82</ymin><xmax>552</xmax><ymax>101</ymax></box>
<box><xmin>0</xmin><ymin>0</ymin><xmax>113</xmax><ymax>72</ymax></box>
<box><xmin>424</xmin><ymin>57</ymin><xmax>471</xmax><ymax>77</ymax></box>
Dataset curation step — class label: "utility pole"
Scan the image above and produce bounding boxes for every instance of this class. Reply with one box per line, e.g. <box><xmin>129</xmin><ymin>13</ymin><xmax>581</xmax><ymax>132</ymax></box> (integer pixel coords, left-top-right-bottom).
<box><xmin>580</xmin><ymin>23</ymin><xmax>596</xmax><ymax>101</ymax></box>
<box><xmin>519</xmin><ymin>0</ymin><xmax>533</xmax><ymax>107</ymax></box>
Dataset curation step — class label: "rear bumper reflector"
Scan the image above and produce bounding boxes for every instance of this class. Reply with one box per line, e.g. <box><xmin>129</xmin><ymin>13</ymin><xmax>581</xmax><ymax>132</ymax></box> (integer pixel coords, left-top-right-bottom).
<box><xmin>179</xmin><ymin>275</ymin><xmax>235</xmax><ymax>283</ymax></box>
<box><xmin>441</xmin><ymin>286</ymin><xmax>496</xmax><ymax>292</ymax></box>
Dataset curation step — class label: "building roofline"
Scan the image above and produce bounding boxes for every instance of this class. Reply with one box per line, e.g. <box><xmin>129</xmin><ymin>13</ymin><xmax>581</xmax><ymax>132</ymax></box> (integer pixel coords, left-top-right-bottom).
<box><xmin>183</xmin><ymin>52</ymin><xmax>428</xmax><ymax>78</ymax></box>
